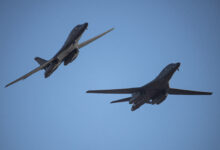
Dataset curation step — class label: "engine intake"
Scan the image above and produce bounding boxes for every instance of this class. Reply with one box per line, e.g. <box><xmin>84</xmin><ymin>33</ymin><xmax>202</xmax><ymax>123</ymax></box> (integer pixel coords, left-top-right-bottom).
<box><xmin>152</xmin><ymin>90</ymin><xmax>167</xmax><ymax>104</ymax></box>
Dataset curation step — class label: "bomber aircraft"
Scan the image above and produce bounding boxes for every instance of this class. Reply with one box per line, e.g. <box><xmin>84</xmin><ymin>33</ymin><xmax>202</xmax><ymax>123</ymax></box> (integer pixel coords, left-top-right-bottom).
<box><xmin>6</xmin><ymin>23</ymin><xmax>114</xmax><ymax>87</ymax></box>
<box><xmin>87</xmin><ymin>63</ymin><xmax>212</xmax><ymax>111</ymax></box>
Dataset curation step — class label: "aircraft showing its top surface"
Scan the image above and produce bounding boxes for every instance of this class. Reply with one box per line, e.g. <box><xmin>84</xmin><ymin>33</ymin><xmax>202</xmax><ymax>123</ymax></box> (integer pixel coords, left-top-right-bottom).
<box><xmin>5</xmin><ymin>23</ymin><xmax>114</xmax><ymax>87</ymax></box>
<box><xmin>87</xmin><ymin>63</ymin><xmax>212</xmax><ymax>111</ymax></box>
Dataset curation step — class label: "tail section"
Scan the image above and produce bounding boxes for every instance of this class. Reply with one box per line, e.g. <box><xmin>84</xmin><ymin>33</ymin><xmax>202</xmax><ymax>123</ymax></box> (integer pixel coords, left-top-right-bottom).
<box><xmin>35</xmin><ymin>57</ymin><xmax>47</xmax><ymax>66</ymax></box>
<box><xmin>111</xmin><ymin>97</ymin><xmax>131</xmax><ymax>103</ymax></box>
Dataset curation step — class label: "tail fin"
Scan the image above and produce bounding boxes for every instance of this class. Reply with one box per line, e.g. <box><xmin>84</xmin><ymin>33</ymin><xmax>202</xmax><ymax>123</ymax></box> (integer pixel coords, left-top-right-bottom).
<box><xmin>35</xmin><ymin>57</ymin><xmax>47</xmax><ymax>66</ymax></box>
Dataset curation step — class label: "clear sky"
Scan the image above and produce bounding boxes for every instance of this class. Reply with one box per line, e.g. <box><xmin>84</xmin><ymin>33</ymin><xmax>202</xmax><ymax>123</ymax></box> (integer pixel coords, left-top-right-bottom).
<box><xmin>1</xmin><ymin>0</ymin><xmax>220</xmax><ymax>150</ymax></box>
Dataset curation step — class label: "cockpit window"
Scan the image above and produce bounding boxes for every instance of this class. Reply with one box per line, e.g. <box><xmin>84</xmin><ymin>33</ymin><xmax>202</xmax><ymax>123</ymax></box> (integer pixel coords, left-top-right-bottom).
<box><xmin>156</xmin><ymin>64</ymin><xmax>174</xmax><ymax>79</ymax></box>
<box><xmin>74</xmin><ymin>25</ymin><xmax>81</xmax><ymax>30</ymax></box>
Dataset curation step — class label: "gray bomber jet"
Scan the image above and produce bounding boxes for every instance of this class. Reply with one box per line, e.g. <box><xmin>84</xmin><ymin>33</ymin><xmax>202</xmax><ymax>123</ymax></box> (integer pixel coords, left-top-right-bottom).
<box><xmin>87</xmin><ymin>63</ymin><xmax>212</xmax><ymax>111</ymax></box>
<box><xmin>6</xmin><ymin>23</ymin><xmax>114</xmax><ymax>87</ymax></box>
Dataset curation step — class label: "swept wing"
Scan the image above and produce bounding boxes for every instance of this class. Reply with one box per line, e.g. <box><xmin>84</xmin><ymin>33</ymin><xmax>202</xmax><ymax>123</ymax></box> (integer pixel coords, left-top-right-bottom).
<box><xmin>5</xmin><ymin>58</ymin><xmax>54</xmax><ymax>87</ymax></box>
<box><xmin>78</xmin><ymin>28</ymin><xmax>114</xmax><ymax>49</ymax></box>
<box><xmin>87</xmin><ymin>87</ymin><xmax>140</xmax><ymax>94</ymax></box>
<box><xmin>168</xmin><ymin>88</ymin><xmax>212</xmax><ymax>95</ymax></box>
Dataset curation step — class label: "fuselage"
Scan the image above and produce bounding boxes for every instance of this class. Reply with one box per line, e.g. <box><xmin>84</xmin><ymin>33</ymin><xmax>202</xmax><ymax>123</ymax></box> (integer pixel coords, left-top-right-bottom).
<box><xmin>44</xmin><ymin>23</ymin><xmax>88</xmax><ymax>78</ymax></box>
<box><xmin>130</xmin><ymin>63</ymin><xmax>180</xmax><ymax>111</ymax></box>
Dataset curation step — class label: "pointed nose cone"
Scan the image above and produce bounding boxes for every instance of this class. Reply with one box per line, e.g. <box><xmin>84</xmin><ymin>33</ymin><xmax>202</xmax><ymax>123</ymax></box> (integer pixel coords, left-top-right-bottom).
<box><xmin>84</xmin><ymin>22</ymin><xmax>88</xmax><ymax>28</ymax></box>
<box><xmin>175</xmin><ymin>62</ymin><xmax>181</xmax><ymax>71</ymax></box>
<box><xmin>176</xmin><ymin>62</ymin><xmax>181</xmax><ymax>67</ymax></box>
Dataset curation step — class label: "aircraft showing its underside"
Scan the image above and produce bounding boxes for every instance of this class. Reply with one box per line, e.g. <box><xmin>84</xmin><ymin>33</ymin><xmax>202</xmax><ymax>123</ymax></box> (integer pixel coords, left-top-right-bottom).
<box><xmin>6</xmin><ymin>23</ymin><xmax>114</xmax><ymax>87</ymax></box>
<box><xmin>87</xmin><ymin>63</ymin><xmax>212</xmax><ymax>111</ymax></box>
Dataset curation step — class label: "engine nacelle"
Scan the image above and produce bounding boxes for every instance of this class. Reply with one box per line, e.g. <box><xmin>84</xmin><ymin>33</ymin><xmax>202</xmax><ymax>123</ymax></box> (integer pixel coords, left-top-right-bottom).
<box><xmin>44</xmin><ymin>59</ymin><xmax>60</xmax><ymax>78</ymax></box>
<box><xmin>64</xmin><ymin>48</ymin><xmax>79</xmax><ymax>66</ymax></box>
<box><xmin>129</xmin><ymin>92</ymin><xmax>141</xmax><ymax>104</ymax></box>
<box><xmin>152</xmin><ymin>94</ymin><xmax>167</xmax><ymax>104</ymax></box>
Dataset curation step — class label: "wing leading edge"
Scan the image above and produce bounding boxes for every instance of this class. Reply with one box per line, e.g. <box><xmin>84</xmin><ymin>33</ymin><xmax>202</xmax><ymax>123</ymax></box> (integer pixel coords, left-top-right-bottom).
<box><xmin>168</xmin><ymin>88</ymin><xmax>212</xmax><ymax>95</ymax></box>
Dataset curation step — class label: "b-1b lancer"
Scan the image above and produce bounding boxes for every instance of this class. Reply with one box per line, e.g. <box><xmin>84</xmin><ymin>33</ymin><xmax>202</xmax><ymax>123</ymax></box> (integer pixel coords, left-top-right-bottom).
<box><xmin>6</xmin><ymin>23</ymin><xmax>114</xmax><ymax>87</ymax></box>
<box><xmin>87</xmin><ymin>63</ymin><xmax>212</xmax><ymax>111</ymax></box>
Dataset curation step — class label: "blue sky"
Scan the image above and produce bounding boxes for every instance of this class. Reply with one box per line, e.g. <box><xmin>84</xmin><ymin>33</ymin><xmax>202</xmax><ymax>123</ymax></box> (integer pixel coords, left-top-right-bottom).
<box><xmin>1</xmin><ymin>0</ymin><xmax>220</xmax><ymax>150</ymax></box>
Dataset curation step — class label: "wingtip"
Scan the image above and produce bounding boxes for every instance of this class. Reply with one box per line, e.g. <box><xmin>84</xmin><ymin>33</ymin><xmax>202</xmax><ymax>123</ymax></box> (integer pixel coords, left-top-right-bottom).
<box><xmin>204</xmin><ymin>92</ymin><xmax>213</xmax><ymax>95</ymax></box>
<box><xmin>106</xmin><ymin>28</ymin><xmax>114</xmax><ymax>33</ymax></box>
<box><xmin>110</xmin><ymin>27</ymin><xmax>114</xmax><ymax>31</ymax></box>
<box><xmin>86</xmin><ymin>90</ymin><xmax>100</xmax><ymax>93</ymax></box>
<box><xmin>5</xmin><ymin>83</ymin><xmax>10</xmax><ymax>88</ymax></box>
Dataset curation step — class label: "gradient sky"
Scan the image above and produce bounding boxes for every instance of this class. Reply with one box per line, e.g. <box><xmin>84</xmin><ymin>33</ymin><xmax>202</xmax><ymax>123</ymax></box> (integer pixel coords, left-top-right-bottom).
<box><xmin>1</xmin><ymin>0</ymin><xmax>220</xmax><ymax>150</ymax></box>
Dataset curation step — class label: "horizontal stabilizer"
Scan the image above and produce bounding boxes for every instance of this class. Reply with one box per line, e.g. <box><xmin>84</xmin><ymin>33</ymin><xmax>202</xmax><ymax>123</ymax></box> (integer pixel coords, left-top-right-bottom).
<box><xmin>87</xmin><ymin>87</ymin><xmax>140</xmax><ymax>94</ymax></box>
<box><xmin>35</xmin><ymin>57</ymin><xmax>47</xmax><ymax>65</ymax></box>
<box><xmin>168</xmin><ymin>88</ymin><xmax>212</xmax><ymax>95</ymax></box>
<box><xmin>111</xmin><ymin>97</ymin><xmax>131</xmax><ymax>103</ymax></box>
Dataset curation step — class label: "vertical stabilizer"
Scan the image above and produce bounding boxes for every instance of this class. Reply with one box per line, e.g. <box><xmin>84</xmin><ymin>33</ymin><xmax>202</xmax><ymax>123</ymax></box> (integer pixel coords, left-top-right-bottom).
<box><xmin>35</xmin><ymin>57</ymin><xmax>47</xmax><ymax>66</ymax></box>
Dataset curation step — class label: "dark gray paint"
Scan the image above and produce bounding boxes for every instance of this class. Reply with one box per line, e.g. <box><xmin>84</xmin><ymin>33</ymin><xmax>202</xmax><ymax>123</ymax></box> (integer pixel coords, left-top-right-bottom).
<box><xmin>87</xmin><ymin>63</ymin><xmax>212</xmax><ymax>111</ymax></box>
<box><xmin>5</xmin><ymin>23</ymin><xmax>114</xmax><ymax>87</ymax></box>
